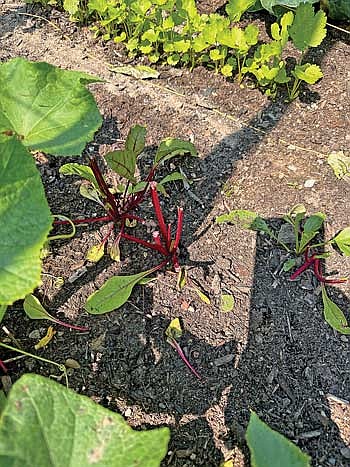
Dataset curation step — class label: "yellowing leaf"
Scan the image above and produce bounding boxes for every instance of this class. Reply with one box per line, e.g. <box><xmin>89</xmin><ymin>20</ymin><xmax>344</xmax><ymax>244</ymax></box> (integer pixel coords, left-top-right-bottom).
<box><xmin>327</xmin><ymin>151</ymin><xmax>350</xmax><ymax>181</ymax></box>
<box><xmin>221</xmin><ymin>294</ymin><xmax>235</xmax><ymax>312</ymax></box>
<box><xmin>86</xmin><ymin>243</ymin><xmax>104</xmax><ymax>262</ymax></box>
<box><xmin>177</xmin><ymin>267</ymin><xmax>187</xmax><ymax>291</ymax></box>
<box><xmin>220</xmin><ymin>460</ymin><xmax>234</xmax><ymax>467</ymax></box>
<box><xmin>165</xmin><ymin>318</ymin><xmax>182</xmax><ymax>341</ymax></box>
<box><xmin>34</xmin><ymin>326</ymin><xmax>56</xmax><ymax>350</ymax></box>
<box><xmin>192</xmin><ymin>287</ymin><xmax>211</xmax><ymax>305</ymax></box>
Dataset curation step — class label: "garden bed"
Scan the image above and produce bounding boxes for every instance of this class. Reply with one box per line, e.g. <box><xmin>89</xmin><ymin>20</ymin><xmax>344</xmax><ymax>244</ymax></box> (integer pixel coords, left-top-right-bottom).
<box><xmin>0</xmin><ymin>1</ymin><xmax>350</xmax><ymax>465</ymax></box>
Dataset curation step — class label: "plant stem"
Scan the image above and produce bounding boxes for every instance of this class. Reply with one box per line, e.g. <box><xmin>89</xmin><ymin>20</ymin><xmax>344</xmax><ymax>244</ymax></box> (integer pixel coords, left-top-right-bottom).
<box><xmin>90</xmin><ymin>157</ymin><xmax>119</xmax><ymax>218</ymax></box>
<box><xmin>290</xmin><ymin>254</ymin><xmax>315</xmax><ymax>280</ymax></box>
<box><xmin>52</xmin><ymin>318</ymin><xmax>89</xmax><ymax>332</ymax></box>
<box><xmin>54</xmin><ymin>215</ymin><xmax>113</xmax><ymax>225</ymax></box>
<box><xmin>0</xmin><ymin>342</ymin><xmax>68</xmax><ymax>387</ymax></box>
<box><xmin>173</xmin><ymin>207</ymin><xmax>184</xmax><ymax>252</ymax></box>
<box><xmin>168</xmin><ymin>338</ymin><xmax>202</xmax><ymax>380</ymax></box>
<box><xmin>150</xmin><ymin>183</ymin><xmax>169</xmax><ymax>245</ymax></box>
<box><xmin>120</xmin><ymin>232</ymin><xmax>168</xmax><ymax>255</ymax></box>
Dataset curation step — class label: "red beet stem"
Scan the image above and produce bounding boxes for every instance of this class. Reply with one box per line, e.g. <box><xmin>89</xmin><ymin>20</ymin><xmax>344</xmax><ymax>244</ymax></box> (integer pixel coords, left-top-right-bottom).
<box><xmin>150</xmin><ymin>183</ymin><xmax>169</xmax><ymax>245</ymax></box>
<box><xmin>169</xmin><ymin>339</ymin><xmax>202</xmax><ymax>380</ymax></box>
<box><xmin>121</xmin><ymin>232</ymin><xmax>168</xmax><ymax>256</ymax></box>
<box><xmin>54</xmin><ymin>215</ymin><xmax>113</xmax><ymax>226</ymax></box>
<box><xmin>53</xmin><ymin>318</ymin><xmax>89</xmax><ymax>332</ymax></box>
<box><xmin>290</xmin><ymin>255</ymin><xmax>315</xmax><ymax>280</ymax></box>
<box><xmin>173</xmin><ymin>208</ymin><xmax>184</xmax><ymax>252</ymax></box>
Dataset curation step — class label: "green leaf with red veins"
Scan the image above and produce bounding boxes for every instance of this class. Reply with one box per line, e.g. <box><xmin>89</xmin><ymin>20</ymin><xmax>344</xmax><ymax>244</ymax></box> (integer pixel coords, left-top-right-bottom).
<box><xmin>332</xmin><ymin>227</ymin><xmax>350</xmax><ymax>256</ymax></box>
<box><xmin>0</xmin><ymin>136</ymin><xmax>52</xmax><ymax>305</ymax></box>
<box><xmin>105</xmin><ymin>125</ymin><xmax>146</xmax><ymax>183</ymax></box>
<box><xmin>321</xmin><ymin>287</ymin><xmax>350</xmax><ymax>334</ymax></box>
<box><xmin>154</xmin><ymin>138</ymin><xmax>197</xmax><ymax>165</ymax></box>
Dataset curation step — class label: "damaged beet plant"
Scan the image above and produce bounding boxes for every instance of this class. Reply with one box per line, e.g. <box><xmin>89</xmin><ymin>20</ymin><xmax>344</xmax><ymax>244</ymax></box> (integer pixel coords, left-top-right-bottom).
<box><xmin>58</xmin><ymin>125</ymin><xmax>197</xmax><ymax>314</ymax></box>
<box><xmin>216</xmin><ymin>206</ymin><xmax>350</xmax><ymax>334</ymax></box>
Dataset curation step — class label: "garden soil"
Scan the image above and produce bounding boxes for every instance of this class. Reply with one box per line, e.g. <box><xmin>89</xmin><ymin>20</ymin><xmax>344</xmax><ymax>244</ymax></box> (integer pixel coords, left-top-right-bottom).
<box><xmin>1</xmin><ymin>1</ymin><xmax>350</xmax><ymax>466</ymax></box>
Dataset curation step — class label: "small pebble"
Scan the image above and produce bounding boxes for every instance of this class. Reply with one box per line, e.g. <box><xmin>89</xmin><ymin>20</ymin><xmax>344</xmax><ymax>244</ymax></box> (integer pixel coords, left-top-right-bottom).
<box><xmin>341</xmin><ymin>447</ymin><xmax>350</xmax><ymax>459</ymax></box>
<box><xmin>340</xmin><ymin>335</ymin><xmax>348</xmax><ymax>343</ymax></box>
<box><xmin>29</xmin><ymin>329</ymin><xmax>41</xmax><ymax>339</ymax></box>
<box><xmin>124</xmin><ymin>408</ymin><xmax>132</xmax><ymax>417</ymax></box>
<box><xmin>304</xmin><ymin>179</ymin><xmax>316</xmax><ymax>188</ymax></box>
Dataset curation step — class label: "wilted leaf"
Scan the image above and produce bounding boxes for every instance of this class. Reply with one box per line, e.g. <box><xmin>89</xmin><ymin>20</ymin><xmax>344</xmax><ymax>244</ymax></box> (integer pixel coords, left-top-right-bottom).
<box><xmin>34</xmin><ymin>326</ymin><xmax>56</xmax><ymax>350</ymax></box>
<box><xmin>109</xmin><ymin>64</ymin><xmax>160</xmax><ymax>79</ymax></box>
<box><xmin>322</xmin><ymin>287</ymin><xmax>350</xmax><ymax>334</ymax></box>
<box><xmin>86</xmin><ymin>270</ymin><xmax>153</xmax><ymax>314</ymax></box>
<box><xmin>246</xmin><ymin>411</ymin><xmax>311</xmax><ymax>467</ymax></box>
<box><xmin>86</xmin><ymin>243</ymin><xmax>105</xmax><ymax>263</ymax></box>
<box><xmin>79</xmin><ymin>184</ymin><xmax>103</xmax><ymax>205</ymax></box>
<box><xmin>0</xmin><ymin>374</ymin><xmax>169</xmax><ymax>466</ymax></box>
<box><xmin>165</xmin><ymin>318</ymin><xmax>183</xmax><ymax>341</ymax></box>
<box><xmin>332</xmin><ymin>227</ymin><xmax>350</xmax><ymax>256</ymax></box>
<box><xmin>327</xmin><ymin>151</ymin><xmax>350</xmax><ymax>181</ymax></box>
<box><xmin>220</xmin><ymin>294</ymin><xmax>235</xmax><ymax>312</ymax></box>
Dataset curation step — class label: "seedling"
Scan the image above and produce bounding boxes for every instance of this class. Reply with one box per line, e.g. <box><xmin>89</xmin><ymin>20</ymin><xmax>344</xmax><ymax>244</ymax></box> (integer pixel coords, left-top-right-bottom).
<box><xmin>165</xmin><ymin>317</ymin><xmax>202</xmax><ymax>380</ymax></box>
<box><xmin>216</xmin><ymin>206</ymin><xmax>350</xmax><ymax>334</ymax></box>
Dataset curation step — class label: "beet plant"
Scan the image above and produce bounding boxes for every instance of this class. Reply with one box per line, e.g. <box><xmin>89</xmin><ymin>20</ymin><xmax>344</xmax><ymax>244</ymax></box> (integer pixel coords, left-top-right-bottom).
<box><xmin>216</xmin><ymin>206</ymin><xmax>350</xmax><ymax>334</ymax></box>
<box><xmin>0</xmin><ymin>58</ymin><xmax>102</xmax><ymax>317</ymax></box>
<box><xmin>58</xmin><ymin>124</ymin><xmax>197</xmax><ymax>314</ymax></box>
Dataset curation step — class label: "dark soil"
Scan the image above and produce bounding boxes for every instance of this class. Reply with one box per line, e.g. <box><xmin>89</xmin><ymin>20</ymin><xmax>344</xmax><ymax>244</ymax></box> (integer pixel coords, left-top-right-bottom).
<box><xmin>1</xmin><ymin>1</ymin><xmax>350</xmax><ymax>466</ymax></box>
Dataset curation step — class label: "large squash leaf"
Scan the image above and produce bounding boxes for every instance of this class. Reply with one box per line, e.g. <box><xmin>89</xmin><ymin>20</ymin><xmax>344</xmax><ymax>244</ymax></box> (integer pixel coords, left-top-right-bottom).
<box><xmin>0</xmin><ymin>58</ymin><xmax>102</xmax><ymax>155</ymax></box>
<box><xmin>0</xmin><ymin>374</ymin><xmax>169</xmax><ymax>467</ymax></box>
<box><xmin>0</xmin><ymin>135</ymin><xmax>52</xmax><ymax>305</ymax></box>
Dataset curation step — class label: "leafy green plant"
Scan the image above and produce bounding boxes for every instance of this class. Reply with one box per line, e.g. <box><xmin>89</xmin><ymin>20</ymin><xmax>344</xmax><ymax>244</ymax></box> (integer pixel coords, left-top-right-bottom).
<box><xmin>0</xmin><ymin>57</ymin><xmax>102</xmax><ymax>310</ymax></box>
<box><xmin>0</xmin><ymin>373</ymin><xmax>169</xmax><ymax>467</ymax></box>
<box><xmin>242</xmin><ymin>4</ymin><xmax>325</xmax><ymax>99</ymax></box>
<box><xmin>57</xmin><ymin>124</ymin><xmax>197</xmax><ymax>314</ymax></box>
<box><xmin>216</xmin><ymin>206</ymin><xmax>350</xmax><ymax>334</ymax></box>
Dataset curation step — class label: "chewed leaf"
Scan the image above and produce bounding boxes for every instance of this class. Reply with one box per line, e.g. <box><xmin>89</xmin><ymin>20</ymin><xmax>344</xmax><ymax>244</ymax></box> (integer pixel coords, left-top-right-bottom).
<box><xmin>216</xmin><ymin>210</ymin><xmax>272</xmax><ymax>236</ymax></box>
<box><xmin>220</xmin><ymin>294</ymin><xmax>235</xmax><ymax>312</ymax></box>
<box><xmin>34</xmin><ymin>326</ymin><xmax>56</xmax><ymax>350</ymax></box>
<box><xmin>23</xmin><ymin>294</ymin><xmax>55</xmax><ymax>322</ymax></box>
<box><xmin>327</xmin><ymin>151</ymin><xmax>350</xmax><ymax>180</ymax></box>
<box><xmin>165</xmin><ymin>318</ymin><xmax>183</xmax><ymax>340</ymax></box>
<box><xmin>246</xmin><ymin>411</ymin><xmax>311</xmax><ymax>467</ymax></box>
<box><xmin>109</xmin><ymin>64</ymin><xmax>160</xmax><ymax>79</ymax></box>
<box><xmin>85</xmin><ymin>270</ymin><xmax>152</xmax><ymax>314</ymax></box>
<box><xmin>321</xmin><ymin>287</ymin><xmax>350</xmax><ymax>335</ymax></box>
<box><xmin>86</xmin><ymin>243</ymin><xmax>104</xmax><ymax>263</ymax></box>
<box><xmin>154</xmin><ymin>138</ymin><xmax>197</xmax><ymax>165</ymax></box>
<box><xmin>333</xmin><ymin>227</ymin><xmax>350</xmax><ymax>256</ymax></box>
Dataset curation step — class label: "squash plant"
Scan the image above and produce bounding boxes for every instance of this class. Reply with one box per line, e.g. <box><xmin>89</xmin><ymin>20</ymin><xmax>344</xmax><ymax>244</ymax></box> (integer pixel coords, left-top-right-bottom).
<box><xmin>0</xmin><ymin>57</ymin><xmax>102</xmax><ymax>309</ymax></box>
